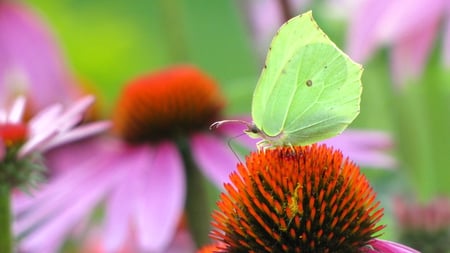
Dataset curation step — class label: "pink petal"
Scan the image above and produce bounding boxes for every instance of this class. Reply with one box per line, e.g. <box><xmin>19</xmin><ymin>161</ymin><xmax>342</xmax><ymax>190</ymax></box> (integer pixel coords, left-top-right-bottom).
<box><xmin>14</xmin><ymin>139</ymin><xmax>131</xmax><ymax>252</ymax></box>
<box><xmin>133</xmin><ymin>142</ymin><xmax>185</xmax><ymax>251</ymax></box>
<box><xmin>17</xmin><ymin>127</ymin><xmax>58</xmax><ymax>158</ymax></box>
<box><xmin>443</xmin><ymin>4</ymin><xmax>450</xmax><ymax>66</ymax></box>
<box><xmin>375</xmin><ymin>0</ymin><xmax>444</xmax><ymax>42</ymax></box>
<box><xmin>320</xmin><ymin>130</ymin><xmax>396</xmax><ymax>168</ymax></box>
<box><xmin>190</xmin><ymin>133</ymin><xmax>240</xmax><ymax>188</ymax></box>
<box><xmin>42</xmin><ymin>121</ymin><xmax>111</xmax><ymax>151</ymax></box>
<box><xmin>390</xmin><ymin>21</ymin><xmax>438</xmax><ymax>86</ymax></box>
<box><xmin>7</xmin><ymin>96</ymin><xmax>25</xmax><ymax>123</ymax></box>
<box><xmin>0</xmin><ymin>109</ymin><xmax>6</xmax><ymax>122</ymax></box>
<box><xmin>28</xmin><ymin>103</ymin><xmax>63</xmax><ymax>134</ymax></box>
<box><xmin>346</xmin><ymin>0</ymin><xmax>391</xmax><ymax>62</ymax></box>
<box><xmin>102</xmin><ymin>163</ymin><xmax>136</xmax><ymax>251</ymax></box>
<box><xmin>53</xmin><ymin>95</ymin><xmax>95</xmax><ymax>132</ymax></box>
<box><xmin>0</xmin><ymin>2</ymin><xmax>78</xmax><ymax>110</ymax></box>
<box><xmin>362</xmin><ymin>239</ymin><xmax>420</xmax><ymax>253</ymax></box>
<box><xmin>15</xmin><ymin>159</ymin><xmax>124</xmax><ymax>252</ymax></box>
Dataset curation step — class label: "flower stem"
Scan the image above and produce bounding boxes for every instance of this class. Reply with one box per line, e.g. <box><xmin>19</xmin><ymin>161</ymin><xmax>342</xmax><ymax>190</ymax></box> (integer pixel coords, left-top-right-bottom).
<box><xmin>177</xmin><ymin>137</ymin><xmax>215</xmax><ymax>248</ymax></box>
<box><xmin>0</xmin><ymin>187</ymin><xmax>12</xmax><ymax>253</ymax></box>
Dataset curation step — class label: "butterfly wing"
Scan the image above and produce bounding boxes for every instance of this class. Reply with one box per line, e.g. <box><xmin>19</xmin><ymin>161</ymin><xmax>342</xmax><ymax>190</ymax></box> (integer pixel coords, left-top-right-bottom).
<box><xmin>251</xmin><ymin>11</ymin><xmax>362</xmax><ymax>146</ymax></box>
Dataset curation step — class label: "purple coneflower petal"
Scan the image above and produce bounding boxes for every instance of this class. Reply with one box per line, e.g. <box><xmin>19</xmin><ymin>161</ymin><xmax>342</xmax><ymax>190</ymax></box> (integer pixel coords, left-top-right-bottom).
<box><xmin>54</xmin><ymin>95</ymin><xmax>94</xmax><ymax>132</ymax></box>
<box><xmin>320</xmin><ymin>130</ymin><xmax>396</xmax><ymax>168</ymax></box>
<box><xmin>375</xmin><ymin>0</ymin><xmax>442</xmax><ymax>42</ymax></box>
<box><xmin>0</xmin><ymin>2</ymin><xmax>78</xmax><ymax>109</ymax></box>
<box><xmin>346</xmin><ymin>0</ymin><xmax>389</xmax><ymax>62</ymax></box>
<box><xmin>27</xmin><ymin>103</ymin><xmax>63</xmax><ymax>134</ymax></box>
<box><xmin>42</xmin><ymin>121</ymin><xmax>111</xmax><ymax>151</ymax></box>
<box><xmin>103</xmin><ymin>163</ymin><xmax>136</xmax><ymax>251</ymax></box>
<box><xmin>17</xmin><ymin>127</ymin><xmax>58</xmax><ymax>158</ymax></box>
<box><xmin>7</xmin><ymin>96</ymin><xmax>26</xmax><ymax>123</ymax></box>
<box><xmin>444</xmin><ymin>3</ymin><xmax>450</xmax><ymax>66</ymax></box>
<box><xmin>363</xmin><ymin>239</ymin><xmax>420</xmax><ymax>253</ymax></box>
<box><xmin>103</xmin><ymin>142</ymin><xmax>185</xmax><ymax>252</ymax></box>
<box><xmin>14</xmin><ymin>140</ymin><xmax>128</xmax><ymax>253</ymax></box>
<box><xmin>134</xmin><ymin>142</ymin><xmax>185</xmax><ymax>251</ymax></box>
<box><xmin>390</xmin><ymin>17</ymin><xmax>439</xmax><ymax>86</ymax></box>
<box><xmin>190</xmin><ymin>133</ymin><xmax>239</xmax><ymax>187</ymax></box>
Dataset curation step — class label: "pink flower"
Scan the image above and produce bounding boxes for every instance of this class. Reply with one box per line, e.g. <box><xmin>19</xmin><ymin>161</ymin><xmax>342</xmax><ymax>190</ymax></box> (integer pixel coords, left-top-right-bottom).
<box><xmin>0</xmin><ymin>95</ymin><xmax>109</xmax><ymax>190</ymax></box>
<box><xmin>0</xmin><ymin>96</ymin><xmax>110</xmax><ymax>159</ymax></box>
<box><xmin>362</xmin><ymin>239</ymin><xmax>420</xmax><ymax>253</ymax></box>
<box><xmin>392</xmin><ymin>196</ymin><xmax>450</xmax><ymax>251</ymax></box>
<box><xmin>321</xmin><ymin>129</ymin><xmax>396</xmax><ymax>168</ymax></box>
<box><xmin>0</xmin><ymin>2</ymin><xmax>79</xmax><ymax>110</ymax></box>
<box><xmin>14</xmin><ymin>66</ymin><xmax>248</xmax><ymax>252</ymax></box>
<box><xmin>346</xmin><ymin>0</ymin><xmax>450</xmax><ymax>86</ymax></box>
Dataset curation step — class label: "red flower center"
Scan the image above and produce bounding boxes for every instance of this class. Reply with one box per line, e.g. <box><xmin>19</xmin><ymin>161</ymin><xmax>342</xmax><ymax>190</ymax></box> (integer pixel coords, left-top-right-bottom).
<box><xmin>0</xmin><ymin>123</ymin><xmax>28</xmax><ymax>147</ymax></box>
<box><xmin>113</xmin><ymin>65</ymin><xmax>225</xmax><ymax>143</ymax></box>
<box><xmin>211</xmin><ymin>144</ymin><xmax>385</xmax><ymax>253</ymax></box>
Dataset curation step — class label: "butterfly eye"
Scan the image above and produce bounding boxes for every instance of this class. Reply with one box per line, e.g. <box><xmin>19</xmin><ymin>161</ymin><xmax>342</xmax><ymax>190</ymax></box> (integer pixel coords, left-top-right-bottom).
<box><xmin>250</xmin><ymin>125</ymin><xmax>260</xmax><ymax>134</ymax></box>
<box><xmin>245</xmin><ymin>124</ymin><xmax>261</xmax><ymax>135</ymax></box>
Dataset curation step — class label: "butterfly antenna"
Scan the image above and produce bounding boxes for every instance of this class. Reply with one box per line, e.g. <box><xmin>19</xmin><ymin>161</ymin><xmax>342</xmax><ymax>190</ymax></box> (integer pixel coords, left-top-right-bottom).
<box><xmin>226</xmin><ymin>132</ymin><xmax>247</xmax><ymax>164</ymax></box>
<box><xmin>209</xmin><ymin>119</ymin><xmax>252</xmax><ymax>130</ymax></box>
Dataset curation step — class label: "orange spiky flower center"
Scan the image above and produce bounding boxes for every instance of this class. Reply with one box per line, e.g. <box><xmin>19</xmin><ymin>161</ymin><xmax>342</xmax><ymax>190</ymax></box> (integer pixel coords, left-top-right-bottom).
<box><xmin>113</xmin><ymin>65</ymin><xmax>225</xmax><ymax>143</ymax></box>
<box><xmin>0</xmin><ymin>123</ymin><xmax>28</xmax><ymax>147</ymax></box>
<box><xmin>211</xmin><ymin>144</ymin><xmax>385</xmax><ymax>253</ymax></box>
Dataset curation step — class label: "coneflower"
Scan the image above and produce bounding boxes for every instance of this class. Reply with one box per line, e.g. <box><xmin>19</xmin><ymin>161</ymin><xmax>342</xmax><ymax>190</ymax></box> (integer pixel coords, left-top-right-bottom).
<box><xmin>14</xmin><ymin>65</ymin><xmax>250</xmax><ymax>253</ymax></box>
<box><xmin>206</xmin><ymin>144</ymin><xmax>419</xmax><ymax>253</ymax></box>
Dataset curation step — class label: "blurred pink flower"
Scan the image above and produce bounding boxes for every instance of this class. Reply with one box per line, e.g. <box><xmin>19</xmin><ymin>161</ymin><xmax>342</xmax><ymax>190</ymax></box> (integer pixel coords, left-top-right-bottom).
<box><xmin>393</xmin><ymin>196</ymin><xmax>450</xmax><ymax>251</ymax></box>
<box><xmin>0</xmin><ymin>95</ymin><xmax>109</xmax><ymax>189</ymax></box>
<box><xmin>346</xmin><ymin>0</ymin><xmax>450</xmax><ymax>86</ymax></box>
<box><xmin>13</xmin><ymin>66</ymin><xmax>247</xmax><ymax>252</ymax></box>
<box><xmin>0</xmin><ymin>1</ymin><xmax>79</xmax><ymax>110</ymax></box>
<box><xmin>0</xmin><ymin>95</ymin><xmax>109</xmax><ymax>159</ymax></box>
<box><xmin>321</xmin><ymin>129</ymin><xmax>396</xmax><ymax>168</ymax></box>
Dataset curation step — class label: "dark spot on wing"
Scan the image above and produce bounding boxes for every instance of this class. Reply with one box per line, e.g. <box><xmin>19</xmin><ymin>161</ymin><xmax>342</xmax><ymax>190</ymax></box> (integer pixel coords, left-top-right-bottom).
<box><xmin>306</xmin><ymin>80</ymin><xmax>313</xmax><ymax>87</ymax></box>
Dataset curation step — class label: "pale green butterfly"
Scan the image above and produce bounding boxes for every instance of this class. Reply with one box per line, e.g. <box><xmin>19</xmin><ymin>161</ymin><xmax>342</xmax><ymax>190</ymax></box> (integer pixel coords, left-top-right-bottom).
<box><xmin>212</xmin><ymin>11</ymin><xmax>362</xmax><ymax>149</ymax></box>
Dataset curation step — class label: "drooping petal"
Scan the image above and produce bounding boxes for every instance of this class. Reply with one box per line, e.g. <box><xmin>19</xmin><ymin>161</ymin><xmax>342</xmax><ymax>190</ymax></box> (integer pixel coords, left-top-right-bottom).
<box><xmin>346</xmin><ymin>0</ymin><xmax>390</xmax><ymax>62</ymax></box>
<box><xmin>320</xmin><ymin>130</ymin><xmax>396</xmax><ymax>168</ymax></box>
<box><xmin>52</xmin><ymin>95</ymin><xmax>95</xmax><ymax>133</ymax></box>
<box><xmin>18</xmin><ymin>96</ymin><xmax>102</xmax><ymax>158</ymax></box>
<box><xmin>14</xmin><ymin>139</ymin><xmax>127</xmax><ymax>253</ymax></box>
<box><xmin>102</xmin><ymin>142</ymin><xmax>186</xmax><ymax>252</ymax></box>
<box><xmin>102</xmin><ymin>159</ymin><xmax>136</xmax><ymax>252</ymax></box>
<box><xmin>442</xmin><ymin>4</ymin><xmax>450</xmax><ymax>66</ymax></box>
<box><xmin>390</xmin><ymin>15</ymin><xmax>440</xmax><ymax>86</ymax></box>
<box><xmin>374</xmin><ymin>0</ymin><xmax>444</xmax><ymax>43</ymax></box>
<box><xmin>0</xmin><ymin>2</ymin><xmax>78</xmax><ymax>109</ymax></box>
<box><xmin>27</xmin><ymin>103</ymin><xmax>63</xmax><ymax>134</ymax></box>
<box><xmin>7</xmin><ymin>96</ymin><xmax>26</xmax><ymax>123</ymax></box>
<box><xmin>42</xmin><ymin>121</ymin><xmax>111</xmax><ymax>151</ymax></box>
<box><xmin>133</xmin><ymin>141</ymin><xmax>185</xmax><ymax>251</ymax></box>
<box><xmin>190</xmin><ymin>133</ymin><xmax>239</xmax><ymax>187</ymax></box>
<box><xmin>17</xmin><ymin>126</ymin><xmax>58</xmax><ymax>158</ymax></box>
<box><xmin>362</xmin><ymin>239</ymin><xmax>420</xmax><ymax>253</ymax></box>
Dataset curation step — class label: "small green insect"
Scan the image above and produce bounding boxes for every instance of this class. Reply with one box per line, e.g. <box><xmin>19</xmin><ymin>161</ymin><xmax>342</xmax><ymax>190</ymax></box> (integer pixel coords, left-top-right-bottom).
<box><xmin>212</xmin><ymin>11</ymin><xmax>362</xmax><ymax>149</ymax></box>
